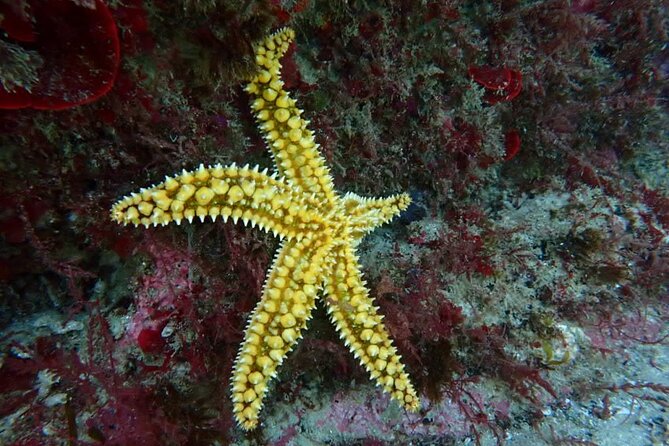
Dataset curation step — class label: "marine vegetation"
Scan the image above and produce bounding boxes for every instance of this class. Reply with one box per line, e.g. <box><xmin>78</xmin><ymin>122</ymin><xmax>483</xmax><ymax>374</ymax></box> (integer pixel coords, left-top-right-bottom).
<box><xmin>0</xmin><ymin>1</ymin><xmax>667</xmax><ymax>445</ymax></box>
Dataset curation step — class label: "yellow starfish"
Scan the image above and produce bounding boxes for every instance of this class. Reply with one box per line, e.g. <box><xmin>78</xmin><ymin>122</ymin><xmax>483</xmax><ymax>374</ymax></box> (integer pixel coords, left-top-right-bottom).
<box><xmin>110</xmin><ymin>28</ymin><xmax>419</xmax><ymax>430</ymax></box>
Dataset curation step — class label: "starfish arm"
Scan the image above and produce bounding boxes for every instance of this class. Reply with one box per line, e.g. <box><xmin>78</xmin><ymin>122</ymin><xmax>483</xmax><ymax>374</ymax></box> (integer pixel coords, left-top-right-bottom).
<box><xmin>231</xmin><ymin>236</ymin><xmax>332</xmax><ymax>430</ymax></box>
<box><xmin>323</xmin><ymin>242</ymin><xmax>420</xmax><ymax>412</ymax></box>
<box><xmin>110</xmin><ymin>163</ymin><xmax>325</xmax><ymax>240</ymax></box>
<box><xmin>245</xmin><ymin>28</ymin><xmax>337</xmax><ymax>206</ymax></box>
<box><xmin>341</xmin><ymin>192</ymin><xmax>412</xmax><ymax>237</ymax></box>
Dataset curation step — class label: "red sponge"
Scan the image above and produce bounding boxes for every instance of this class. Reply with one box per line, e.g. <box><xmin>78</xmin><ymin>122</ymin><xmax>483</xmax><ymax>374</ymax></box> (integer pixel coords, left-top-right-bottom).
<box><xmin>0</xmin><ymin>0</ymin><xmax>120</xmax><ymax>110</ymax></box>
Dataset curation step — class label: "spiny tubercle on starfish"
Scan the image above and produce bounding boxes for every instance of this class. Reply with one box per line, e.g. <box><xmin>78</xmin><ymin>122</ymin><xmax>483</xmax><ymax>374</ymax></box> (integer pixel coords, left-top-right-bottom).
<box><xmin>110</xmin><ymin>27</ymin><xmax>419</xmax><ymax>431</ymax></box>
